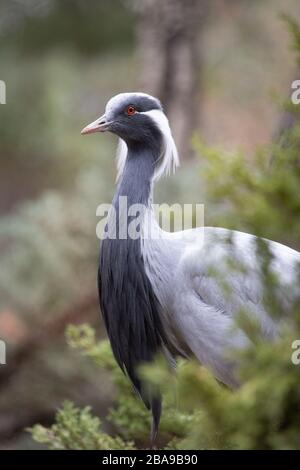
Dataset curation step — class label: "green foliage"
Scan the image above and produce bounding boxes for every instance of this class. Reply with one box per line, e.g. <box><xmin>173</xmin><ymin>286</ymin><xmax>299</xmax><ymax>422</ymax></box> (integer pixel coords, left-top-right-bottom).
<box><xmin>196</xmin><ymin>16</ymin><xmax>300</xmax><ymax>251</ymax></box>
<box><xmin>30</xmin><ymin>401</ymin><xmax>135</xmax><ymax>450</ymax></box>
<box><xmin>281</xmin><ymin>13</ymin><xmax>300</xmax><ymax>63</ymax></box>
<box><xmin>194</xmin><ymin>125</ymin><xmax>300</xmax><ymax>248</ymax></box>
<box><xmin>30</xmin><ymin>295</ymin><xmax>300</xmax><ymax>449</ymax></box>
<box><xmin>145</xmin><ymin>330</ymin><xmax>300</xmax><ymax>450</ymax></box>
<box><xmin>66</xmin><ymin>325</ymin><xmax>192</xmax><ymax>447</ymax></box>
<box><xmin>30</xmin><ymin>324</ymin><xmax>193</xmax><ymax>449</ymax></box>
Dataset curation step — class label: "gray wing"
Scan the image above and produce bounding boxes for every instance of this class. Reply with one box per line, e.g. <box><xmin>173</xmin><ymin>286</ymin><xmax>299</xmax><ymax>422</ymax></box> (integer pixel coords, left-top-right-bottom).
<box><xmin>143</xmin><ymin>225</ymin><xmax>300</xmax><ymax>387</ymax></box>
<box><xmin>171</xmin><ymin>227</ymin><xmax>300</xmax><ymax>386</ymax></box>
<box><xmin>179</xmin><ymin>227</ymin><xmax>300</xmax><ymax>335</ymax></box>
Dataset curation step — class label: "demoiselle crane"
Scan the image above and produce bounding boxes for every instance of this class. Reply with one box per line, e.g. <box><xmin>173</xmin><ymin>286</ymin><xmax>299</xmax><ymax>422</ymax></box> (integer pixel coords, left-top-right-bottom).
<box><xmin>81</xmin><ymin>92</ymin><xmax>300</xmax><ymax>444</ymax></box>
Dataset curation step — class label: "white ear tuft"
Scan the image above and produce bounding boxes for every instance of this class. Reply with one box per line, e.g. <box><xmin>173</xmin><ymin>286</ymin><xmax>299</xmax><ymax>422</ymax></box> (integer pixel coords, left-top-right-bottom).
<box><xmin>115</xmin><ymin>138</ymin><xmax>128</xmax><ymax>182</ymax></box>
<box><xmin>142</xmin><ymin>109</ymin><xmax>180</xmax><ymax>181</ymax></box>
<box><xmin>115</xmin><ymin>109</ymin><xmax>180</xmax><ymax>182</ymax></box>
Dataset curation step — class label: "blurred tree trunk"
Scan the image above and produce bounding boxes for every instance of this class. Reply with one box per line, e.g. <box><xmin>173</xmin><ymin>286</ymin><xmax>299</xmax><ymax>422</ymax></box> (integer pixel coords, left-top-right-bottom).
<box><xmin>132</xmin><ymin>0</ymin><xmax>209</xmax><ymax>160</ymax></box>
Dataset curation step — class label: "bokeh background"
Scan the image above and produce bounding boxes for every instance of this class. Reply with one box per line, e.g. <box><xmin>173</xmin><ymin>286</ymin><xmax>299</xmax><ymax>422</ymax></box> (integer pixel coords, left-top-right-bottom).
<box><xmin>0</xmin><ymin>0</ymin><xmax>300</xmax><ymax>449</ymax></box>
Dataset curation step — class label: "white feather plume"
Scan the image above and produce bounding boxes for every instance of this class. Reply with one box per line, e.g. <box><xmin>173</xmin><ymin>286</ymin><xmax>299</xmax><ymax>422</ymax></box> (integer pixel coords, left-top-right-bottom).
<box><xmin>115</xmin><ymin>109</ymin><xmax>179</xmax><ymax>182</ymax></box>
<box><xmin>116</xmin><ymin>138</ymin><xmax>128</xmax><ymax>182</ymax></box>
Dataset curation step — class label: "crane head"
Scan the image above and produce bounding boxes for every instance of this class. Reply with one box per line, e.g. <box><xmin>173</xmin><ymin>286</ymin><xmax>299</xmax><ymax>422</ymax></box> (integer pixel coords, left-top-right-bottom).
<box><xmin>81</xmin><ymin>92</ymin><xmax>179</xmax><ymax>179</ymax></box>
<box><xmin>81</xmin><ymin>92</ymin><xmax>163</xmax><ymax>139</ymax></box>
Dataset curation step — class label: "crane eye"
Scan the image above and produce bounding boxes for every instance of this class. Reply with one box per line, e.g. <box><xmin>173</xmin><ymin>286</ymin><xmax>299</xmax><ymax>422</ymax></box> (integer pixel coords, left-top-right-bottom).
<box><xmin>126</xmin><ymin>105</ymin><xmax>136</xmax><ymax>116</ymax></box>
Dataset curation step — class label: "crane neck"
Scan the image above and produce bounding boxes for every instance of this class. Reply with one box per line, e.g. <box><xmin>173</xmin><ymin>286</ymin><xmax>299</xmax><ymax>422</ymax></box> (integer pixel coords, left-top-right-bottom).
<box><xmin>113</xmin><ymin>145</ymin><xmax>156</xmax><ymax>209</ymax></box>
<box><xmin>99</xmin><ymin>143</ymin><xmax>165</xmax><ymax>438</ymax></box>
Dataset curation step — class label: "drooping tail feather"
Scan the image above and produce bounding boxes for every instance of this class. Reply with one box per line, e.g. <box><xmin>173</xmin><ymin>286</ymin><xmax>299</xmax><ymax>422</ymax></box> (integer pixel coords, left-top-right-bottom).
<box><xmin>150</xmin><ymin>395</ymin><xmax>162</xmax><ymax>449</ymax></box>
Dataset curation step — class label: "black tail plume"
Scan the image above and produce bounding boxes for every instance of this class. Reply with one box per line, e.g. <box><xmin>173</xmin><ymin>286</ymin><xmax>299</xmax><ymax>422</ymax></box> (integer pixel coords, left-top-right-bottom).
<box><xmin>150</xmin><ymin>395</ymin><xmax>162</xmax><ymax>449</ymax></box>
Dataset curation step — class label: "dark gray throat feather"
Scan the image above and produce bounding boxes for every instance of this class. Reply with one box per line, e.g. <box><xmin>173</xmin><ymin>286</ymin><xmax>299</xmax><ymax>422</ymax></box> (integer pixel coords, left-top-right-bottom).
<box><xmin>98</xmin><ymin>144</ymin><xmax>168</xmax><ymax>444</ymax></box>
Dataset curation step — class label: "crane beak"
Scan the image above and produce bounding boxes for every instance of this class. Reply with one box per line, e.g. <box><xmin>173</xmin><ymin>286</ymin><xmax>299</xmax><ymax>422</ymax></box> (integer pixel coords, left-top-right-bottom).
<box><xmin>81</xmin><ymin>113</ymin><xmax>111</xmax><ymax>135</ymax></box>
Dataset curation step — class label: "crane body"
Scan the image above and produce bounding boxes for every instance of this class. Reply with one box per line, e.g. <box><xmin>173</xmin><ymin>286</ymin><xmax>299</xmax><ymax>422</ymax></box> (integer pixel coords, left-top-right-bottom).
<box><xmin>81</xmin><ymin>92</ymin><xmax>300</xmax><ymax>443</ymax></box>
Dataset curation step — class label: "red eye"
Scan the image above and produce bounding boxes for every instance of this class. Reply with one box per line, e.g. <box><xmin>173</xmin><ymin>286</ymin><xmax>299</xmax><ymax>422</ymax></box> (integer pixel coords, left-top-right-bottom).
<box><xmin>126</xmin><ymin>105</ymin><xmax>136</xmax><ymax>116</ymax></box>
